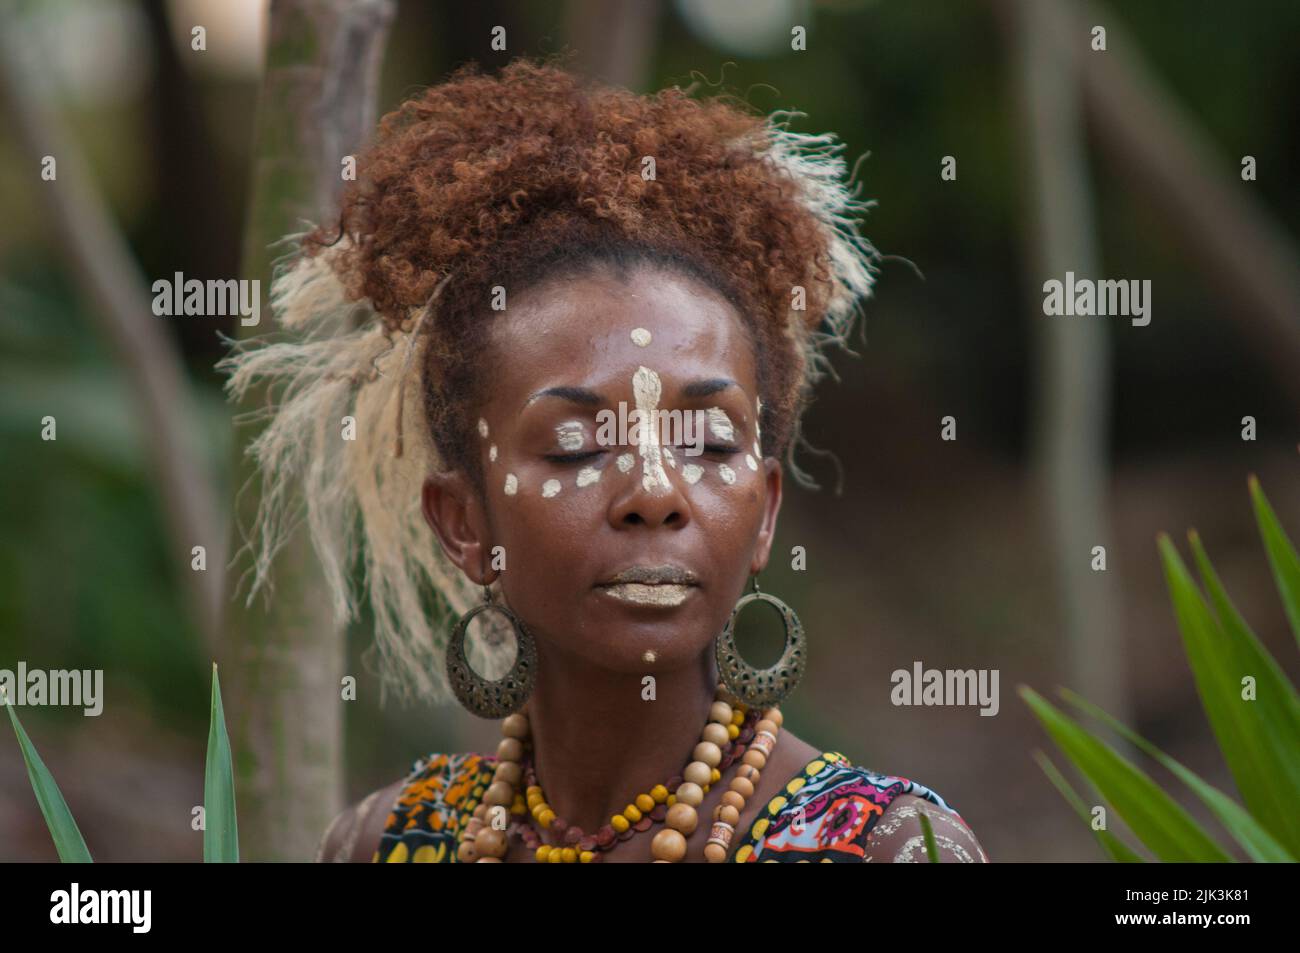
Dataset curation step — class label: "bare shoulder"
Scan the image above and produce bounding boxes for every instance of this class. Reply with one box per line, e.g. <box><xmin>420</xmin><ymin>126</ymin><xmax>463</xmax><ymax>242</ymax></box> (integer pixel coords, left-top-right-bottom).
<box><xmin>315</xmin><ymin>778</ymin><xmax>406</xmax><ymax>863</ymax></box>
<box><xmin>863</xmin><ymin>792</ymin><xmax>989</xmax><ymax>863</ymax></box>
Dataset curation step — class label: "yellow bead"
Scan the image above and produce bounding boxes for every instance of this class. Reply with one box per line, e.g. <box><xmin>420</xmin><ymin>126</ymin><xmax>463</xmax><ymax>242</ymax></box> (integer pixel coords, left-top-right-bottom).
<box><xmin>536</xmin><ymin>845</ymin><xmax>552</xmax><ymax>862</ymax></box>
<box><xmin>636</xmin><ymin>793</ymin><xmax>655</xmax><ymax>813</ymax></box>
<box><xmin>666</xmin><ymin>794</ymin><xmax>677</xmax><ymax>806</ymax></box>
<box><xmin>579</xmin><ymin>851</ymin><xmax>594</xmax><ymax>863</ymax></box>
<box><xmin>623</xmin><ymin>804</ymin><xmax>642</xmax><ymax>823</ymax></box>
<box><xmin>731</xmin><ymin>709</ymin><xmax>745</xmax><ymax>725</ymax></box>
<box><xmin>611</xmin><ymin>814</ymin><xmax>630</xmax><ymax>833</ymax></box>
<box><xmin>538</xmin><ymin>809</ymin><xmax>556</xmax><ymax>827</ymax></box>
<box><xmin>561</xmin><ymin>847</ymin><xmax>577</xmax><ymax>863</ymax></box>
<box><xmin>650</xmin><ymin>785</ymin><xmax>669</xmax><ymax>803</ymax></box>
<box><xmin>710</xmin><ymin>768</ymin><xmax>721</xmax><ymax>783</ymax></box>
<box><xmin>548</xmin><ymin>847</ymin><xmax>565</xmax><ymax>863</ymax></box>
<box><xmin>727</xmin><ymin>723</ymin><xmax>740</xmax><ymax>740</ymax></box>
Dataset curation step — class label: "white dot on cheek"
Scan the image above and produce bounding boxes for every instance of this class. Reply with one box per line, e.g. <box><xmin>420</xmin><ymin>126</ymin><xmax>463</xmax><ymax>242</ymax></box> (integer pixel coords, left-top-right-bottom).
<box><xmin>504</xmin><ymin>473</ymin><xmax>518</xmax><ymax>495</ymax></box>
<box><xmin>576</xmin><ymin>466</ymin><xmax>601</xmax><ymax>487</ymax></box>
<box><xmin>489</xmin><ymin>444</ymin><xmax>498</xmax><ymax>462</ymax></box>
<box><xmin>745</xmin><ymin>454</ymin><xmax>757</xmax><ymax>471</ymax></box>
<box><xmin>630</xmin><ymin>327</ymin><xmax>652</xmax><ymax>347</ymax></box>
<box><xmin>478</xmin><ymin>417</ymin><xmax>489</xmax><ymax>438</ymax></box>
<box><xmin>718</xmin><ymin>464</ymin><xmax>736</xmax><ymax>485</ymax></box>
<box><xmin>682</xmin><ymin>464</ymin><xmax>704</xmax><ymax>484</ymax></box>
<box><xmin>542</xmin><ymin>479</ymin><xmax>562</xmax><ymax>498</ymax></box>
<box><xmin>616</xmin><ymin>453</ymin><xmax>635</xmax><ymax>473</ymax></box>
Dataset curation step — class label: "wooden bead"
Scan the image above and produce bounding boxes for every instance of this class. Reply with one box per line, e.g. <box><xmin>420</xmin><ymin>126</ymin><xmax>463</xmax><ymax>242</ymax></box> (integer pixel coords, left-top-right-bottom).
<box><xmin>710</xmin><ymin>701</ymin><xmax>733</xmax><ymax>725</ymax></box>
<box><xmin>721</xmin><ymin>790</ymin><xmax>745</xmax><ymax>812</ymax></box>
<box><xmin>501</xmin><ymin>713</ymin><xmax>529</xmax><ymax>738</ymax></box>
<box><xmin>493</xmin><ymin>761</ymin><xmax>522</xmax><ymax>786</ymax></box>
<box><xmin>457</xmin><ymin>840</ymin><xmax>478</xmax><ymax>862</ymax></box>
<box><xmin>684</xmin><ymin>761</ymin><xmax>712</xmax><ymax>787</ymax></box>
<box><xmin>694</xmin><ymin>741</ymin><xmax>722</xmax><ymax>768</ymax></box>
<box><xmin>484</xmin><ymin>781</ymin><xmax>514</xmax><ymax>806</ymax></box>
<box><xmin>755</xmin><ymin>719</ymin><xmax>777</xmax><ymax>736</ymax></box>
<box><xmin>729</xmin><ymin>776</ymin><xmax>755</xmax><ymax>799</ymax></box>
<box><xmin>701</xmin><ymin>722</ymin><xmax>729</xmax><ymax>748</ymax></box>
<box><xmin>675</xmin><ymin>782</ymin><xmax>704</xmax><ymax>807</ymax></box>
<box><xmin>742</xmin><ymin>748</ymin><xmax>766</xmax><ymax>770</ymax></box>
<box><xmin>475</xmin><ymin>827</ymin><xmax>507</xmax><ymax>857</ymax></box>
<box><xmin>762</xmin><ymin>707</ymin><xmax>783</xmax><ymax>727</ymax></box>
<box><xmin>651</xmin><ymin>828</ymin><xmax>688</xmax><ymax>862</ymax></box>
<box><xmin>715</xmin><ymin>803</ymin><xmax>740</xmax><ymax>826</ymax></box>
<box><xmin>737</xmin><ymin>764</ymin><xmax>760</xmax><ymax>783</ymax></box>
<box><xmin>497</xmin><ymin>737</ymin><xmax>523</xmax><ymax>762</ymax></box>
<box><xmin>476</xmin><ymin>856</ymin><xmax>503</xmax><ymax>862</ymax></box>
<box><xmin>704</xmin><ymin>842</ymin><xmax>728</xmax><ymax>863</ymax></box>
<box><xmin>666</xmin><ymin>802</ymin><xmax>698</xmax><ymax>835</ymax></box>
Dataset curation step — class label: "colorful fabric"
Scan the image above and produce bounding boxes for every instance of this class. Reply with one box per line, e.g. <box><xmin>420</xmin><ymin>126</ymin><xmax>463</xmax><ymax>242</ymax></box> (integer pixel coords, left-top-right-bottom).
<box><xmin>374</xmin><ymin>749</ymin><xmax>962</xmax><ymax>863</ymax></box>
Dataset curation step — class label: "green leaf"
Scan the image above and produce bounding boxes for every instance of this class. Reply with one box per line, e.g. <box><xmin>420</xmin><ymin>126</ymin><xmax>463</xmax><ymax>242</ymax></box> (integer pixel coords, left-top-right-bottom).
<box><xmin>1019</xmin><ymin>686</ymin><xmax>1231</xmax><ymax>861</ymax></box>
<box><xmin>917</xmin><ymin>807</ymin><xmax>940</xmax><ymax>862</ymax></box>
<box><xmin>1031</xmin><ymin>749</ymin><xmax>1144</xmax><ymax>862</ymax></box>
<box><xmin>1060</xmin><ymin>688</ymin><xmax>1295</xmax><ymax>863</ymax></box>
<box><xmin>204</xmin><ymin>663</ymin><xmax>239</xmax><ymax>862</ymax></box>
<box><xmin>1249</xmin><ymin>475</ymin><xmax>1300</xmax><ymax>651</ymax></box>
<box><xmin>3</xmin><ymin>693</ymin><xmax>93</xmax><ymax>862</ymax></box>
<box><xmin>1161</xmin><ymin>532</ymin><xmax>1300</xmax><ymax>856</ymax></box>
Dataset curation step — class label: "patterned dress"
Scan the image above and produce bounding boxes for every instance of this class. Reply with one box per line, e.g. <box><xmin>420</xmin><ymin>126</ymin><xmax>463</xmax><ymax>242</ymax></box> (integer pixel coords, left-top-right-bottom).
<box><xmin>374</xmin><ymin>749</ymin><xmax>970</xmax><ymax>863</ymax></box>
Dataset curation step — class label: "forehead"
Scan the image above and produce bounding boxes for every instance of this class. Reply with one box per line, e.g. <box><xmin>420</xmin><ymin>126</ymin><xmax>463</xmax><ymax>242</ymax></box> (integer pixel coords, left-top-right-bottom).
<box><xmin>485</xmin><ymin>266</ymin><xmax>757</xmax><ymax>406</ymax></box>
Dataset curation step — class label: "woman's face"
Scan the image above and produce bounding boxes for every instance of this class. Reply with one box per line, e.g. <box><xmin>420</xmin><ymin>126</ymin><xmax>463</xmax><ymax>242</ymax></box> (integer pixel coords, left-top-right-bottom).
<box><xmin>423</xmin><ymin>264</ymin><xmax>783</xmax><ymax>675</ymax></box>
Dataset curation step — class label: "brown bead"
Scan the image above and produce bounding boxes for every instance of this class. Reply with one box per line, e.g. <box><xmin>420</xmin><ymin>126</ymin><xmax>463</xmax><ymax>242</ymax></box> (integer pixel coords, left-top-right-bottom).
<box><xmin>667</xmin><ymin>775</ymin><xmax>683</xmax><ymax>790</ymax></box>
<box><xmin>737</xmin><ymin>764</ymin><xmax>760</xmax><ymax>783</ymax></box>
<box><xmin>666</xmin><ymin>802</ymin><xmax>698</xmax><ymax>835</ymax></box>
<box><xmin>457</xmin><ymin>840</ymin><xmax>478</xmax><ymax>862</ymax></box>
<box><xmin>742</xmin><ymin>748</ymin><xmax>766</xmax><ymax>770</ymax></box>
<box><xmin>715</xmin><ymin>804</ymin><xmax>740</xmax><ymax>826</ymax></box>
<box><xmin>762</xmin><ymin>707</ymin><xmax>783</xmax><ymax>727</ymax></box>
<box><xmin>596</xmin><ymin>825</ymin><xmax>616</xmax><ymax>847</ymax></box>
<box><xmin>493</xmin><ymin>761</ymin><xmax>522</xmax><ymax>786</ymax></box>
<box><xmin>755</xmin><ymin>719</ymin><xmax>777</xmax><ymax>737</ymax></box>
<box><xmin>501</xmin><ymin>713</ymin><xmax>529</xmax><ymax>739</ymax></box>
<box><xmin>729</xmin><ymin>776</ymin><xmax>755</xmax><ymax>799</ymax></box>
<box><xmin>618</xmin><ymin>826</ymin><xmax>635</xmax><ymax>842</ymax></box>
<box><xmin>475</xmin><ymin>827</ymin><xmax>507</xmax><ymax>857</ymax></box>
<box><xmin>721</xmin><ymin>790</ymin><xmax>745</xmax><ymax>812</ymax></box>
<box><xmin>565</xmin><ymin>828</ymin><xmax>583</xmax><ymax>845</ymax></box>
<box><xmin>634</xmin><ymin>816</ymin><xmax>653</xmax><ymax>832</ymax></box>
<box><xmin>485</xmin><ymin>781</ymin><xmax>514</xmax><ymax>806</ymax></box>
<box><xmin>578</xmin><ymin>835</ymin><xmax>598</xmax><ymax>852</ymax></box>
<box><xmin>703</xmin><ymin>842</ymin><xmax>728</xmax><ymax>863</ymax></box>
<box><xmin>497</xmin><ymin>737</ymin><xmax>524</xmax><ymax>762</ymax></box>
<box><xmin>651</xmin><ymin>828</ymin><xmax>688</xmax><ymax>862</ymax></box>
<box><xmin>649</xmin><ymin>803</ymin><xmax>668</xmax><ymax>822</ymax></box>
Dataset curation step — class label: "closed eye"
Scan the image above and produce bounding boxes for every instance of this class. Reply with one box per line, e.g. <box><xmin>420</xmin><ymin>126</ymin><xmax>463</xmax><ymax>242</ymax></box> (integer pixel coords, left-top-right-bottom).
<box><xmin>544</xmin><ymin>449</ymin><xmax>604</xmax><ymax>464</ymax></box>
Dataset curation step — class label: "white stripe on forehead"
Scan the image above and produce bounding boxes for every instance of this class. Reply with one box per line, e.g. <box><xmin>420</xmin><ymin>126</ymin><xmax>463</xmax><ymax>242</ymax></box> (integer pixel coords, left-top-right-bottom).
<box><xmin>633</xmin><ymin>365</ymin><xmax>671</xmax><ymax>493</ymax></box>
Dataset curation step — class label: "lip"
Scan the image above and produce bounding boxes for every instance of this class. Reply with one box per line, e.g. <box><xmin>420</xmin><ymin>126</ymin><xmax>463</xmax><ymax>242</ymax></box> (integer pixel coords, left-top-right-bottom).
<box><xmin>597</xmin><ymin>582</ymin><xmax>696</xmax><ymax>607</ymax></box>
<box><xmin>596</xmin><ymin>564</ymin><xmax>700</xmax><ymax>587</ymax></box>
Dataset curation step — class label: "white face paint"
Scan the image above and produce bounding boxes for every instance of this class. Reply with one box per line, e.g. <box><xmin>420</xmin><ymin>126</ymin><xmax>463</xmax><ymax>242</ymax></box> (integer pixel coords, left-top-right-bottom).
<box><xmin>752</xmin><ymin>439</ymin><xmax>761</xmax><ymax>458</ymax></box>
<box><xmin>478</xmin><ymin>417</ymin><xmax>489</xmax><ymax>438</ymax></box>
<box><xmin>718</xmin><ymin>463</ymin><xmax>736</xmax><ymax>485</ymax></box>
<box><xmin>504</xmin><ymin>473</ymin><xmax>518</xmax><ymax>495</ymax></box>
<box><xmin>745</xmin><ymin>454</ymin><xmax>758</xmax><ymax>471</ymax></box>
<box><xmin>706</xmin><ymin>407</ymin><xmax>735</xmax><ymax>443</ymax></box>
<box><xmin>542</xmin><ymin>478</ymin><xmax>562</xmax><ymax>498</ymax></box>
<box><xmin>555</xmin><ymin>420</ymin><xmax>586</xmax><ymax>452</ymax></box>
<box><xmin>682</xmin><ymin>463</ymin><xmax>704</xmax><ymax>484</ymax></box>
<box><xmin>754</xmin><ymin>396</ymin><xmax>762</xmax><ymax>445</ymax></box>
<box><xmin>576</xmin><ymin>466</ymin><xmax>601</xmax><ymax>487</ymax></box>
<box><xmin>664</xmin><ymin>447</ymin><xmax>676</xmax><ymax>468</ymax></box>
<box><xmin>630</xmin><ymin>327</ymin><xmax>652</xmax><ymax>347</ymax></box>
<box><xmin>616</xmin><ymin>452</ymin><xmax>635</xmax><ymax>473</ymax></box>
<box><xmin>632</xmin><ymin>365</ymin><xmax>670</xmax><ymax>493</ymax></box>
<box><xmin>489</xmin><ymin>444</ymin><xmax>498</xmax><ymax>462</ymax></box>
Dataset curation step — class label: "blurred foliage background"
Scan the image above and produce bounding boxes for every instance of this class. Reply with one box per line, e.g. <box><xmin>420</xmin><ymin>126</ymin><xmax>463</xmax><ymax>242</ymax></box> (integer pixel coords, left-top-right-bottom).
<box><xmin>1</xmin><ymin>0</ymin><xmax>1297</xmax><ymax>861</ymax></box>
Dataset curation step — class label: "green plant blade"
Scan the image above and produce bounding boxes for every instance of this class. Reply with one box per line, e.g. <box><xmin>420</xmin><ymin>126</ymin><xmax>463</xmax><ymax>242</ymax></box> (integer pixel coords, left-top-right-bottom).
<box><xmin>917</xmin><ymin>808</ymin><xmax>940</xmax><ymax>862</ymax></box>
<box><xmin>1249</xmin><ymin>475</ymin><xmax>1300</xmax><ymax>651</ymax></box>
<box><xmin>1060</xmin><ymin>687</ymin><xmax>1295</xmax><ymax>863</ymax></box>
<box><xmin>1031</xmin><ymin>749</ymin><xmax>1144</xmax><ymax>862</ymax></box>
<box><xmin>1020</xmin><ymin>686</ymin><xmax>1231</xmax><ymax>861</ymax></box>
<box><xmin>3</xmin><ymin>696</ymin><xmax>93</xmax><ymax>862</ymax></box>
<box><xmin>1161</xmin><ymin>532</ymin><xmax>1300</xmax><ymax>855</ymax></box>
<box><xmin>204</xmin><ymin>663</ymin><xmax>239</xmax><ymax>862</ymax></box>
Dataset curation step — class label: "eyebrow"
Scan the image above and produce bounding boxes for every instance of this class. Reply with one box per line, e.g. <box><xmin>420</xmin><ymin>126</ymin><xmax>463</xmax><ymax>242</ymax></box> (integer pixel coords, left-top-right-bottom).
<box><xmin>524</xmin><ymin>377</ymin><xmax>738</xmax><ymax>408</ymax></box>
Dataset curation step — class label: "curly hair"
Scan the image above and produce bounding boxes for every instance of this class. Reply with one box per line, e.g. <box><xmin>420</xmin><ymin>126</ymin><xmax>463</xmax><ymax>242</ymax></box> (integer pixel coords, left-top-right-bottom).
<box><xmin>308</xmin><ymin>57</ymin><xmax>861</xmax><ymax>493</ymax></box>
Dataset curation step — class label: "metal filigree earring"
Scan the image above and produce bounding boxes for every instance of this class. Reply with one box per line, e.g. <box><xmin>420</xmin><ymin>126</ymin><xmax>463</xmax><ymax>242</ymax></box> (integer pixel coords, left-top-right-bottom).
<box><xmin>446</xmin><ymin>577</ymin><xmax>537</xmax><ymax>719</ymax></box>
<box><xmin>715</xmin><ymin>575</ymin><xmax>806</xmax><ymax>707</ymax></box>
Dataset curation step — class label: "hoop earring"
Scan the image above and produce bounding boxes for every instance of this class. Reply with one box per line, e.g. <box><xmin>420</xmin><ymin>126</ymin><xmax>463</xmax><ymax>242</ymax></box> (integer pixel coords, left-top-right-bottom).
<box><xmin>715</xmin><ymin>575</ymin><xmax>806</xmax><ymax>708</ymax></box>
<box><xmin>446</xmin><ymin>579</ymin><xmax>537</xmax><ymax>719</ymax></box>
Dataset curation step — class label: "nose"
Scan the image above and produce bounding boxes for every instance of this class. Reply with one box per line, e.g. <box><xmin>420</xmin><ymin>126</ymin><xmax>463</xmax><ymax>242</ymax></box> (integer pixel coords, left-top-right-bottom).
<box><xmin>607</xmin><ymin>451</ymin><xmax>693</xmax><ymax>529</ymax></box>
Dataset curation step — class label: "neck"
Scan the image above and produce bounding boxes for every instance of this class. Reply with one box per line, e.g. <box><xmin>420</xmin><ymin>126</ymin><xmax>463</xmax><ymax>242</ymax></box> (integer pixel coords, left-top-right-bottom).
<box><xmin>522</xmin><ymin>641</ymin><xmax>718</xmax><ymax>837</ymax></box>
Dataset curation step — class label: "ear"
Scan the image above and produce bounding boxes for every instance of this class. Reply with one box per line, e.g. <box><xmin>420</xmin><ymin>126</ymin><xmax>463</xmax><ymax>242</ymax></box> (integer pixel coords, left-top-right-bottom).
<box><xmin>421</xmin><ymin>470</ymin><xmax>491</xmax><ymax>586</ymax></box>
<box><xmin>750</xmin><ymin>457</ymin><xmax>784</xmax><ymax>575</ymax></box>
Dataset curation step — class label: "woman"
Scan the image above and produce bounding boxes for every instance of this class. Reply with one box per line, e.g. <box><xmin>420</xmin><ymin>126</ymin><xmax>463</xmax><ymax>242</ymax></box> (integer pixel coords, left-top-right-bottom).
<box><xmin>224</xmin><ymin>58</ymin><xmax>987</xmax><ymax>863</ymax></box>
